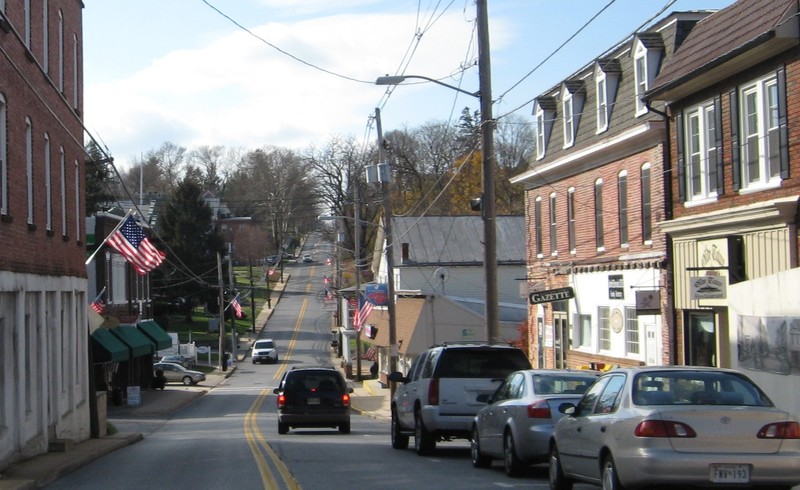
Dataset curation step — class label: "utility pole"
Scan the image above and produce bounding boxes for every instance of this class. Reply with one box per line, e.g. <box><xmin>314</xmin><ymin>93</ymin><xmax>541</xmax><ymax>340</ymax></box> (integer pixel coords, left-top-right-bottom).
<box><xmin>228</xmin><ymin>251</ymin><xmax>236</xmax><ymax>363</ymax></box>
<box><xmin>354</xmin><ymin>185</ymin><xmax>363</xmax><ymax>381</ymax></box>
<box><xmin>476</xmin><ymin>0</ymin><xmax>499</xmax><ymax>344</ymax></box>
<box><xmin>374</xmin><ymin>107</ymin><xmax>399</xmax><ymax>397</ymax></box>
<box><xmin>217</xmin><ymin>252</ymin><xmax>226</xmax><ymax>371</ymax></box>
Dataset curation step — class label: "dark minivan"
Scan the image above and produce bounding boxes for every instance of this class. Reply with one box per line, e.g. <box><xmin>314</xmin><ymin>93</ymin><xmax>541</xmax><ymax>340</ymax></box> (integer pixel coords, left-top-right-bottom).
<box><xmin>274</xmin><ymin>366</ymin><xmax>353</xmax><ymax>434</ymax></box>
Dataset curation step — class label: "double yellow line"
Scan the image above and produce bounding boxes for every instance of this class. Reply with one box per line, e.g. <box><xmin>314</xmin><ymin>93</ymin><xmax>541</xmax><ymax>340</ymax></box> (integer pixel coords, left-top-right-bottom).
<box><xmin>243</xmin><ymin>295</ymin><xmax>309</xmax><ymax>489</ymax></box>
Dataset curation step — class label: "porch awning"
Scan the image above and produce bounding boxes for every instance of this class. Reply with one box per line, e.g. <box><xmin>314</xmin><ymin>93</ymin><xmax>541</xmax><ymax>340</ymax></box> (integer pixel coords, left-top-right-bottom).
<box><xmin>136</xmin><ymin>320</ymin><xmax>172</xmax><ymax>351</ymax></box>
<box><xmin>110</xmin><ymin>325</ymin><xmax>155</xmax><ymax>358</ymax></box>
<box><xmin>91</xmin><ymin>328</ymin><xmax>130</xmax><ymax>363</ymax></box>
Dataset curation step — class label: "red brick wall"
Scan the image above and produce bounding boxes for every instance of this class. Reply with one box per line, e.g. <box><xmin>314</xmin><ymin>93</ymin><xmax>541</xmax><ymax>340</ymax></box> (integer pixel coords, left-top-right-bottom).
<box><xmin>0</xmin><ymin>0</ymin><xmax>86</xmax><ymax>277</ymax></box>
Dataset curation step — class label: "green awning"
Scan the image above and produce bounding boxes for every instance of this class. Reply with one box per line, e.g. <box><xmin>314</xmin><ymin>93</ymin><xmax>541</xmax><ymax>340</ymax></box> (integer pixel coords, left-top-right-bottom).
<box><xmin>136</xmin><ymin>320</ymin><xmax>172</xmax><ymax>351</ymax></box>
<box><xmin>91</xmin><ymin>329</ymin><xmax>130</xmax><ymax>363</ymax></box>
<box><xmin>110</xmin><ymin>325</ymin><xmax>155</xmax><ymax>358</ymax></box>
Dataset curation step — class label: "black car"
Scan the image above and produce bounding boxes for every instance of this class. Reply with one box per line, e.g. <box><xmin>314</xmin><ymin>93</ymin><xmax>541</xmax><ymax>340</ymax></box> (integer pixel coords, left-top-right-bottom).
<box><xmin>273</xmin><ymin>366</ymin><xmax>353</xmax><ymax>434</ymax></box>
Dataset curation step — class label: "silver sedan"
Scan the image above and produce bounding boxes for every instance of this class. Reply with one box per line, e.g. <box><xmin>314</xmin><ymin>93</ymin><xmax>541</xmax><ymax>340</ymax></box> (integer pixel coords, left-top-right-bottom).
<box><xmin>153</xmin><ymin>362</ymin><xmax>206</xmax><ymax>386</ymax></box>
<box><xmin>471</xmin><ymin>369</ymin><xmax>600</xmax><ymax>476</ymax></box>
<box><xmin>549</xmin><ymin>366</ymin><xmax>800</xmax><ymax>490</ymax></box>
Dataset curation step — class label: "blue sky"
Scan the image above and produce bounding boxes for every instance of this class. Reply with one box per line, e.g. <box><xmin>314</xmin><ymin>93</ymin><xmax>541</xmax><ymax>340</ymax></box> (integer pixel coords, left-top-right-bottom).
<box><xmin>83</xmin><ymin>0</ymin><xmax>734</xmax><ymax>169</ymax></box>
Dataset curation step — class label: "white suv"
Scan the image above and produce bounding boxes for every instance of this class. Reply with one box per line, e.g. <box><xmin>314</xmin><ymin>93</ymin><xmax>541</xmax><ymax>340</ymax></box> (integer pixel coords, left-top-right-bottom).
<box><xmin>388</xmin><ymin>343</ymin><xmax>531</xmax><ymax>455</ymax></box>
<box><xmin>252</xmin><ymin>339</ymin><xmax>278</xmax><ymax>364</ymax></box>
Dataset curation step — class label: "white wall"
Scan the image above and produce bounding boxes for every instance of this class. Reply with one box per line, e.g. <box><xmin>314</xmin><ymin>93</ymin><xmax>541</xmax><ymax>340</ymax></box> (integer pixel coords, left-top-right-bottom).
<box><xmin>729</xmin><ymin>268</ymin><xmax>800</xmax><ymax>412</ymax></box>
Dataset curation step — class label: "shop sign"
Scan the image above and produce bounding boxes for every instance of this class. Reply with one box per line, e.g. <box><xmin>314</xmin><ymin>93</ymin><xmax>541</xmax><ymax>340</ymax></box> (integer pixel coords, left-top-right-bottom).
<box><xmin>608</xmin><ymin>274</ymin><xmax>624</xmax><ymax>299</ymax></box>
<box><xmin>690</xmin><ymin>275</ymin><xmax>727</xmax><ymax>300</ymax></box>
<box><xmin>529</xmin><ymin>287</ymin><xmax>575</xmax><ymax>305</ymax></box>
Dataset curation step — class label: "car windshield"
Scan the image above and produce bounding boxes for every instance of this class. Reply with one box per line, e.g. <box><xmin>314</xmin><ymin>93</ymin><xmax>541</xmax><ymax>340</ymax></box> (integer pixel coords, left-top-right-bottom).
<box><xmin>256</xmin><ymin>341</ymin><xmax>274</xmax><ymax>349</ymax></box>
<box><xmin>435</xmin><ymin>348</ymin><xmax>531</xmax><ymax>378</ymax></box>
<box><xmin>632</xmin><ymin>371</ymin><xmax>774</xmax><ymax>407</ymax></box>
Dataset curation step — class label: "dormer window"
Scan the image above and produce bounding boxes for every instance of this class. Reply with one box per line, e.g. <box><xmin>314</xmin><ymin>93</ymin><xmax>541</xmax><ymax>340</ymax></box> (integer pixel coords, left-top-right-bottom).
<box><xmin>595</xmin><ymin>58</ymin><xmax>620</xmax><ymax>133</ymax></box>
<box><xmin>633</xmin><ymin>34</ymin><xmax>663</xmax><ymax>116</ymax></box>
<box><xmin>534</xmin><ymin>97</ymin><xmax>556</xmax><ymax>160</ymax></box>
<box><xmin>561</xmin><ymin>81</ymin><xmax>585</xmax><ymax>149</ymax></box>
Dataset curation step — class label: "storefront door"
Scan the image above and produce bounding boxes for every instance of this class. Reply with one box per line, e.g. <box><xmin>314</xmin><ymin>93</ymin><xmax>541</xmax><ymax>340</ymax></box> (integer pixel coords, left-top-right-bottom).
<box><xmin>687</xmin><ymin>311</ymin><xmax>716</xmax><ymax>367</ymax></box>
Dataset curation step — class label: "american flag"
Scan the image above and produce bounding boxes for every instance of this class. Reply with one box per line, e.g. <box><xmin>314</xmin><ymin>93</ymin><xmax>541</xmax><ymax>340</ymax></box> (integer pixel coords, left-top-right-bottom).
<box><xmin>90</xmin><ymin>298</ymin><xmax>105</xmax><ymax>314</ymax></box>
<box><xmin>106</xmin><ymin>215</ymin><xmax>166</xmax><ymax>275</ymax></box>
<box><xmin>231</xmin><ymin>295</ymin><xmax>243</xmax><ymax>319</ymax></box>
<box><xmin>352</xmin><ymin>295</ymin><xmax>374</xmax><ymax>332</ymax></box>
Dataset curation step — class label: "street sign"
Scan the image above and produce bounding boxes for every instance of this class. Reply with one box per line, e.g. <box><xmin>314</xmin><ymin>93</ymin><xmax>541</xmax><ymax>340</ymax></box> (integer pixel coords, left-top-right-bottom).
<box><xmin>529</xmin><ymin>287</ymin><xmax>575</xmax><ymax>305</ymax></box>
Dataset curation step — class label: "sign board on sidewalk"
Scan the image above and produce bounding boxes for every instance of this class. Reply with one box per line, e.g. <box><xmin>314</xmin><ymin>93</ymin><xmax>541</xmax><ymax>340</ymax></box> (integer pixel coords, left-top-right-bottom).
<box><xmin>127</xmin><ymin>386</ymin><xmax>141</xmax><ymax>407</ymax></box>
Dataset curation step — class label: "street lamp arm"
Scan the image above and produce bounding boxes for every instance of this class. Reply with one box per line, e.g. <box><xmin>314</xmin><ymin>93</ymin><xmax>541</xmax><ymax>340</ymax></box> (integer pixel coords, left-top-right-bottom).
<box><xmin>375</xmin><ymin>75</ymin><xmax>480</xmax><ymax>99</ymax></box>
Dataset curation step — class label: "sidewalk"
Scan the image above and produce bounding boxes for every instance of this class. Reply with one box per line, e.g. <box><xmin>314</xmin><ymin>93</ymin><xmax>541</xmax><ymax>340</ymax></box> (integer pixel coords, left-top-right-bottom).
<box><xmin>0</xmin><ymin>272</ymin><xmax>393</xmax><ymax>490</ymax></box>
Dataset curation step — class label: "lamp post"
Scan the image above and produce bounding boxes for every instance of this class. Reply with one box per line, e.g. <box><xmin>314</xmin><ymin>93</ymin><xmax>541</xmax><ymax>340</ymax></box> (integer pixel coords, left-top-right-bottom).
<box><xmin>373</xmin><ymin>0</ymin><xmax>498</xmax><ymax>344</ymax></box>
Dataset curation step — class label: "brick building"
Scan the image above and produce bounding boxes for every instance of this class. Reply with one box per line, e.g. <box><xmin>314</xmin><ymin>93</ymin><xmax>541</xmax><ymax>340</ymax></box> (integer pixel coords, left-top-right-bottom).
<box><xmin>511</xmin><ymin>11</ymin><xmax>714</xmax><ymax>370</ymax></box>
<box><xmin>646</xmin><ymin>0</ymin><xmax>800</xmax><ymax>407</ymax></box>
<box><xmin>0</xmin><ymin>1</ymin><xmax>89</xmax><ymax>469</ymax></box>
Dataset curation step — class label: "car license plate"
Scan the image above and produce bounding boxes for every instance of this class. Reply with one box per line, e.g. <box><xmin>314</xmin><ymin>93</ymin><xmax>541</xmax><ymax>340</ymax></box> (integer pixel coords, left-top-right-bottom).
<box><xmin>307</xmin><ymin>397</ymin><xmax>320</xmax><ymax>405</ymax></box>
<box><xmin>710</xmin><ymin>464</ymin><xmax>749</xmax><ymax>483</ymax></box>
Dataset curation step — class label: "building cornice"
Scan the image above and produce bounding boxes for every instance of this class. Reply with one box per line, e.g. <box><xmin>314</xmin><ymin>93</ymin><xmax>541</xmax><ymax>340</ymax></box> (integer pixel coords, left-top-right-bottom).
<box><xmin>658</xmin><ymin>195</ymin><xmax>799</xmax><ymax>239</ymax></box>
<box><xmin>511</xmin><ymin>120</ymin><xmax>665</xmax><ymax>187</ymax></box>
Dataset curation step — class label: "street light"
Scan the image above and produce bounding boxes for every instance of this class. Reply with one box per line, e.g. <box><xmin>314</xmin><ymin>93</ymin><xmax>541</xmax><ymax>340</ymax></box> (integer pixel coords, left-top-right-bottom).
<box><xmin>372</xmin><ymin>0</ymin><xmax>499</xmax><ymax>344</ymax></box>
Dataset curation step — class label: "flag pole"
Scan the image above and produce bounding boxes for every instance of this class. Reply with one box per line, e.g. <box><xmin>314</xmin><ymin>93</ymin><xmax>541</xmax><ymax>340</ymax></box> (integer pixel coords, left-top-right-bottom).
<box><xmin>85</xmin><ymin>209</ymin><xmax>134</xmax><ymax>266</ymax></box>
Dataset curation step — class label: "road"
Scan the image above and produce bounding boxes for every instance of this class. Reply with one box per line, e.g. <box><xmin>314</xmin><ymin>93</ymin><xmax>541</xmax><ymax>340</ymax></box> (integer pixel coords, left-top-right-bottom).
<box><xmin>47</xmin><ymin>233</ymin><xmax>577</xmax><ymax>489</ymax></box>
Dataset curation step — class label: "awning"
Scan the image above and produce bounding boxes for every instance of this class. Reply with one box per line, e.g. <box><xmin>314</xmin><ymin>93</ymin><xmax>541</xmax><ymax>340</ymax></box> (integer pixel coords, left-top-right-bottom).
<box><xmin>91</xmin><ymin>329</ymin><xmax>130</xmax><ymax>363</ymax></box>
<box><xmin>136</xmin><ymin>320</ymin><xmax>172</xmax><ymax>351</ymax></box>
<box><xmin>110</xmin><ymin>325</ymin><xmax>155</xmax><ymax>358</ymax></box>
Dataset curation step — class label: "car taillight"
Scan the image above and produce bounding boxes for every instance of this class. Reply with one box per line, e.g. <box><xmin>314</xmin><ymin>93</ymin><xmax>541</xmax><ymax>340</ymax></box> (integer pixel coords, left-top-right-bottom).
<box><xmin>634</xmin><ymin>420</ymin><xmax>696</xmax><ymax>438</ymax></box>
<box><xmin>428</xmin><ymin>378</ymin><xmax>439</xmax><ymax>406</ymax></box>
<box><xmin>758</xmin><ymin>422</ymin><xmax>800</xmax><ymax>439</ymax></box>
<box><xmin>342</xmin><ymin>393</ymin><xmax>350</xmax><ymax>407</ymax></box>
<box><xmin>277</xmin><ymin>394</ymin><xmax>286</xmax><ymax>408</ymax></box>
<box><xmin>527</xmin><ymin>400</ymin><xmax>552</xmax><ymax>418</ymax></box>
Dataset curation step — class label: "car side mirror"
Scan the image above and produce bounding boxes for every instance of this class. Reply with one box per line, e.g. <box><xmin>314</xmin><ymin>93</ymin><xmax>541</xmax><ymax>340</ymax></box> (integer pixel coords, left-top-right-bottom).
<box><xmin>387</xmin><ymin>371</ymin><xmax>407</xmax><ymax>383</ymax></box>
<box><xmin>476</xmin><ymin>393</ymin><xmax>491</xmax><ymax>404</ymax></box>
<box><xmin>558</xmin><ymin>402</ymin><xmax>576</xmax><ymax>415</ymax></box>
<box><xmin>273</xmin><ymin>388</ymin><xmax>281</xmax><ymax>395</ymax></box>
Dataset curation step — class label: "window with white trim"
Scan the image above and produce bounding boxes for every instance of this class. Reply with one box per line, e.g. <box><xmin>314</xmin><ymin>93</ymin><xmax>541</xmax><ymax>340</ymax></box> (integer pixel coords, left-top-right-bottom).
<box><xmin>72</xmin><ymin>33</ymin><xmax>79</xmax><ymax>108</ymax></box>
<box><xmin>594</xmin><ymin>179</ymin><xmax>604</xmax><ymax>250</ymax></box>
<box><xmin>25</xmin><ymin>118</ymin><xmax>34</xmax><ymax>225</ymax></box>
<box><xmin>549</xmin><ymin>192</ymin><xmax>557</xmax><ymax>255</ymax></box>
<box><xmin>576</xmin><ymin>313</ymin><xmax>591</xmax><ymax>348</ymax></box>
<box><xmin>625</xmin><ymin>307</ymin><xmax>640</xmax><ymax>355</ymax></box>
<box><xmin>0</xmin><ymin>94</ymin><xmax>6</xmax><ymax>215</ymax></box>
<box><xmin>683</xmin><ymin>100</ymin><xmax>720</xmax><ymax>200</ymax></box>
<box><xmin>633</xmin><ymin>38</ymin><xmax>662</xmax><ymax>117</ymax></box>
<box><xmin>74</xmin><ymin>160</ymin><xmax>80</xmax><ymax>239</ymax></box>
<box><xmin>534</xmin><ymin>98</ymin><xmax>556</xmax><ymax>160</ymax></box>
<box><xmin>596</xmin><ymin>74</ymin><xmax>608</xmax><ymax>132</ymax></box>
<box><xmin>24</xmin><ymin>0</ymin><xmax>31</xmax><ymax>47</ymax></box>
<box><xmin>563</xmin><ymin>90</ymin><xmax>575</xmax><ymax>148</ymax></box>
<box><xmin>60</xmin><ymin>147</ymin><xmax>66</xmax><ymax>236</ymax></box>
<box><xmin>561</xmin><ymin>82</ymin><xmax>585</xmax><ymax>149</ymax></box>
<box><xmin>641</xmin><ymin>164</ymin><xmax>652</xmax><ymax>243</ymax></box>
<box><xmin>42</xmin><ymin>0</ymin><xmax>49</xmax><ymax>75</ymax></box>
<box><xmin>618</xmin><ymin>171</ymin><xmax>628</xmax><ymax>246</ymax></box>
<box><xmin>740</xmin><ymin>74</ymin><xmax>781</xmax><ymax>188</ymax></box>
<box><xmin>44</xmin><ymin>133</ymin><xmax>52</xmax><ymax>231</ymax></box>
<box><xmin>534</xmin><ymin>196</ymin><xmax>543</xmax><ymax>257</ymax></box>
<box><xmin>58</xmin><ymin>10</ymin><xmax>64</xmax><ymax>92</ymax></box>
<box><xmin>598</xmin><ymin>306</ymin><xmax>611</xmax><ymax>350</ymax></box>
<box><xmin>567</xmin><ymin>188</ymin><xmax>576</xmax><ymax>253</ymax></box>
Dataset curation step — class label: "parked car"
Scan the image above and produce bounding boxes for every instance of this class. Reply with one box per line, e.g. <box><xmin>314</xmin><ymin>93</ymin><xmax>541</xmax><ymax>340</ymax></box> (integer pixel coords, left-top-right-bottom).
<box><xmin>153</xmin><ymin>362</ymin><xmax>206</xmax><ymax>386</ymax></box>
<box><xmin>388</xmin><ymin>342</ymin><xmax>532</xmax><ymax>455</ymax></box>
<box><xmin>159</xmin><ymin>354</ymin><xmax>194</xmax><ymax>369</ymax></box>
<box><xmin>302</xmin><ymin>254</ymin><xmax>313</xmax><ymax>263</ymax></box>
<box><xmin>549</xmin><ymin>366</ymin><xmax>800</xmax><ymax>490</ymax></box>
<box><xmin>273</xmin><ymin>366</ymin><xmax>353</xmax><ymax>434</ymax></box>
<box><xmin>471</xmin><ymin>369</ymin><xmax>600</xmax><ymax>476</ymax></box>
<box><xmin>252</xmin><ymin>339</ymin><xmax>278</xmax><ymax>364</ymax></box>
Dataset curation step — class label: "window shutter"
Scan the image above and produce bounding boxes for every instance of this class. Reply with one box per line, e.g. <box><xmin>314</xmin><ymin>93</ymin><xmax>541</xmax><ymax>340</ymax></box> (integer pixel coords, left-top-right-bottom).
<box><xmin>676</xmin><ymin>111</ymin><xmax>685</xmax><ymax>202</ymax></box>
<box><xmin>714</xmin><ymin>95</ymin><xmax>724</xmax><ymax>194</ymax></box>
<box><xmin>729</xmin><ymin>89</ymin><xmax>741</xmax><ymax>191</ymax></box>
<box><xmin>777</xmin><ymin>66</ymin><xmax>789</xmax><ymax>179</ymax></box>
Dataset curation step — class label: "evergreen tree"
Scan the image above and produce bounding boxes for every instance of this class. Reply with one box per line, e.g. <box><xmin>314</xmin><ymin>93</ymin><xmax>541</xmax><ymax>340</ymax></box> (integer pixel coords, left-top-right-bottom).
<box><xmin>84</xmin><ymin>141</ymin><xmax>116</xmax><ymax>215</ymax></box>
<box><xmin>154</xmin><ymin>177</ymin><xmax>226</xmax><ymax>321</ymax></box>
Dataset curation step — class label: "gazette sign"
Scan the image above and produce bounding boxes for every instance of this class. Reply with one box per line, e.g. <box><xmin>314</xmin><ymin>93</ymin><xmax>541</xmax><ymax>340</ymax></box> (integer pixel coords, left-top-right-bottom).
<box><xmin>529</xmin><ymin>287</ymin><xmax>575</xmax><ymax>305</ymax></box>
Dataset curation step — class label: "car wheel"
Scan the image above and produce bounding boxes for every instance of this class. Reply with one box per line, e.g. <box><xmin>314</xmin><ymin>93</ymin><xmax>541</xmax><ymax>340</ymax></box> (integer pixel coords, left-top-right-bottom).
<box><xmin>601</xmin><ymin>455</ymin><xmax>625</xmax><ymax>490</ymax></box>
<box><xmin>278</xmin><ymin>422</ymin><xmax>289</xmax><ymax>434</ymax></box>
<box><xmin>182</xmin><ymin>376</ymin><xmax>193</xmax><ymax>386</ymax></box>
<box><xmin>470</xmin><ymin>426</ymin><xmax>491</xmax><ymax>468</ymax></box>
<box><xmin>339</xmin><ymin>421</ymin><xmax>351</xmax><ymax>434</ymax></box>
<box><xmin>549</xmin><ymin>445</ymin><xmax>573</xmax><ymax>490</ymax></box>
<box><xmin>391</xmin><ymin>407</ymin><xmax>409</xmax><ymax>449</ymax></box>
<box><xmin>414</xmin><ymin>410</ymin><xmax>435</xmax><ymax>455</ymax></box>
<box><xmin>504</xmin><ymin>430</ymin><xmax>525</xmax><ymax>477</ymax></box>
